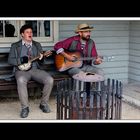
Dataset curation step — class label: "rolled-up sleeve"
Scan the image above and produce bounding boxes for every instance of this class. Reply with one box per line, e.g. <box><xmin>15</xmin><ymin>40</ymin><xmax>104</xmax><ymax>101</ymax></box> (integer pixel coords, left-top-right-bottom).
<box><xmin>56</xmin><ymin>48</ymin><xmax>64</xmax><ymax>54</ymax></box>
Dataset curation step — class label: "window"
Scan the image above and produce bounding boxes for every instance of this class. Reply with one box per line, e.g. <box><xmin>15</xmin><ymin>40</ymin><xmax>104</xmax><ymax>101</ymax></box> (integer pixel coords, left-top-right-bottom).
<box><xmin>25</xmin><ymin>20</ymin><xmax>50</xmax><ymax>37</ymax></box>
<box><xmin>0</xmin><ymin>20</ymin><xmax>58</xmax><ymax>47</ymax></box>
<box><xmin>0</xmin><ymin>20</ymin><xmax>18</xmax><ymax>37</ymax></box>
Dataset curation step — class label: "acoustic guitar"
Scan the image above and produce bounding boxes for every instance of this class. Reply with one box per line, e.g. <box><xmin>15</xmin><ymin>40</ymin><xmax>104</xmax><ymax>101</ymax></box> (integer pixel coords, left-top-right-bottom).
<box><xmin>55</xmin><ymin>51</ymin><xmax>113</xmax><ymax>72</ymax></box>
<box><xmin>55</xmin><ymin>51</ymin><xmax>98</xmax><ymax>72</ymax></box>
<box><xmin>18</xmin><ymin>50</ymin><xmax>53</xmax><ymax>71</ymax></box>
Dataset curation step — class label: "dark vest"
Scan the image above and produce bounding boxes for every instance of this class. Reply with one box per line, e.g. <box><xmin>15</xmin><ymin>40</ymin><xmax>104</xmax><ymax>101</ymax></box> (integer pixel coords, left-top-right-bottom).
<box><xmin>69</xmin><ymin>39</ymin><xmax>94</xmax><ymax>64</ymax></box>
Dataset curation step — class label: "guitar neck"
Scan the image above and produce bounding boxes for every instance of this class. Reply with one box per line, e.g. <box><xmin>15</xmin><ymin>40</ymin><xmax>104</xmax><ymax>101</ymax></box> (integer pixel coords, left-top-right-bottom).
<box><xmin>78</xmin><ymin>56</ymin><xmax>103</xmax><ymax>61</ymax></box>
<box><xmin>79</xmin><ymin>57</ymin><xmax>96</xmax><ymax>61</ymax></box>
<box><xmin>78</xmin><ymin>56</ymin><xmax>114</xmax><ymax>62</ymax></box>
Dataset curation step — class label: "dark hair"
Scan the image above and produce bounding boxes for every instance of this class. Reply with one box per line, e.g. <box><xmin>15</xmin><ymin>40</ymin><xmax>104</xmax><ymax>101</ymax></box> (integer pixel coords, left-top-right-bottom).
<box><xmin>20</xmin><ymin>24</ymin><xmax>33</xmax><ymax>34</ymax></box>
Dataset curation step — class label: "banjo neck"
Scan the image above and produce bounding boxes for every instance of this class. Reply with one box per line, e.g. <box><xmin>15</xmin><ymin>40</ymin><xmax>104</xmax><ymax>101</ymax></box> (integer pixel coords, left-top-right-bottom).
<box><xmin>28</xmin><ymin>50</ymin><xmax>53</xmax><ymax>63</ymax></box>
<box><xmin>28</xmin><ymin>55</ymin><xmax>40</xmax><ymax>63</ymax></box>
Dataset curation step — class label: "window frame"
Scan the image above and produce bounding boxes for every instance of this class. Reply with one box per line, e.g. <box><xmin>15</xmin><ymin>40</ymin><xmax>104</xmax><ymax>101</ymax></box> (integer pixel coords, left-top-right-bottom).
<box><xmin>0</xmin><ymin>20</ymin><xmax>59</xmax><ymax>47</ymax></box>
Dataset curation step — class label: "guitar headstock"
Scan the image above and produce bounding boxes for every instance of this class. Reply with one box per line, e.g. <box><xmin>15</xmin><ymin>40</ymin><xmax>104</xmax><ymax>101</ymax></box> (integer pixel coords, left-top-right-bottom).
<box><xmin>102</xmin><ymin>55</ymin><xmax>115</xmax><ymax>61</ymax></box>
<box><xmin>92</xmin><ymin>55</ymin><xmax>115</xmax><ymax>66</ymax></box>
<box><xmin>96</xmin><ymin>55</ymin><xmax>115</xmax><ymax>61</ymax></box>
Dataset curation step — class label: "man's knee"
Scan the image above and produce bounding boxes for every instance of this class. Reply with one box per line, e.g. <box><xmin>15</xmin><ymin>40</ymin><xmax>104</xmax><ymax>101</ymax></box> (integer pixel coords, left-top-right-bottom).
<box><xmin>49</xmin><ymin>77</ymin><xmax>54</xmax><ymax>85</ymax></box>
<box><xmin>16</xmin><ymin>76</ymin><xmax>27</xmax><ymax>84</ymax></box>
<box><xmin>44</xmin><ymin>76</ymin><xmax>54</xmax><ymax>85</ymax></box>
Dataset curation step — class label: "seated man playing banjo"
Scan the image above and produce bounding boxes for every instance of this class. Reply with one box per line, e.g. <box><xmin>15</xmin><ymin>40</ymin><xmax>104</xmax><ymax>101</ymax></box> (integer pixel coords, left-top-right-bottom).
<box><xmin>8</xmin><ymin>24</ymin><xmax>54</xmax><ymax>118</ymax></box>
<box><xmin>54</xmin><ymin>23</ymin><xmax>104</xmax><ymax>77</ymax></box>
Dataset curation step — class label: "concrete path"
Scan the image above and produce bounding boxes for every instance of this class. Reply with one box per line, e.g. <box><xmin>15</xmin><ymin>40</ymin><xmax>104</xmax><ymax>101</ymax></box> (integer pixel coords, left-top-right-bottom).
<box><xmin>0</xmin><ymin>82</ymin><xmax>140</xmax><ymax>121</ymax></box>
<box><xmin>0</xmin><ymin>96</ymin><xmax>140</xmax><ymax>121</ymax></box>
<box><xmin>123</xmin><ymin>82</ymin><xmax>140</xmax><ymax>109</ymax></box>
<box><xmin>0</xmin><ymin>97</ymin><xmax>56</xmax><ymax>121</ymax></box>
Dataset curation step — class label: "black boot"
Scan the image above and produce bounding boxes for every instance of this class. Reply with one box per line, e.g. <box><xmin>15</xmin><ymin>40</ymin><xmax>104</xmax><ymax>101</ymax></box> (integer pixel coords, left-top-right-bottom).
<box><xmin>39</xmin><ymin>104</ymin><xmax>51</xmax><ymax>113</ymax></box>
<box><xmin>20</xmin><ymin>107</ymin><xmax>29</xmax><ymax>118</ymax></box>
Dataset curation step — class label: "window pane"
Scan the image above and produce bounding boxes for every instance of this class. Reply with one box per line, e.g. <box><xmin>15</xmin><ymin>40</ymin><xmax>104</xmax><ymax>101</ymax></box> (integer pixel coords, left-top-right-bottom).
<box><xmin>25</xmin><ymin>20</ymin><xmax>50</xmax><ymax>37</ymax></box>
<box><xmin>44</xmin><ymin>21</ymin><xmax>50</xmax><ymax>37</ymax></box>
<box><xmin>0</xmin><ymin>20</ymin><xmax>16</xmax><ymax>37</ymax></box>
<box><xmin>0</xmin><ymin>21</ymin><xmax>3</xmax><ymax>37</ymax></box>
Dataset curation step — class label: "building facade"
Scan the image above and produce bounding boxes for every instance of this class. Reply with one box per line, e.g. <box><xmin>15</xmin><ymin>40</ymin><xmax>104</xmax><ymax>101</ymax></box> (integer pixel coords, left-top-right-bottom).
<box><xmin>0</xmin><ymin>19</ymin><xmax>140</xmax><ymax>84</ymax></box>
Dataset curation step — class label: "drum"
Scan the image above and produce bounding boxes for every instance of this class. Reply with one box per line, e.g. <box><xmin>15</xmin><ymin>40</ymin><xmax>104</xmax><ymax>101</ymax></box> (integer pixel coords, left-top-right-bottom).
<box><xmin>72</xmin><ymin>72</ymin><xmax>104</xmax><ymax>82</ymax></box>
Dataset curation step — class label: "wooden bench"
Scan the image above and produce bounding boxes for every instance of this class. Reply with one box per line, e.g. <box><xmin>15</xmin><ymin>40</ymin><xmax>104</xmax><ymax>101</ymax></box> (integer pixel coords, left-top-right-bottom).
<box><xmin>0</xmin><ymin>52</ymin><xmax>71</xmax><ymax>97</ymax></box>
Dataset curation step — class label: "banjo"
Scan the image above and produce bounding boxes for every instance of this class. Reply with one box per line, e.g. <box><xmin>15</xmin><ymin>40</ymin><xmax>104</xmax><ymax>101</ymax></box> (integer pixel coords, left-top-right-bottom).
<box><xmin>18</xmin><ymin>50</ymin><xmax>52</xmax><ymax>71</ymax></box>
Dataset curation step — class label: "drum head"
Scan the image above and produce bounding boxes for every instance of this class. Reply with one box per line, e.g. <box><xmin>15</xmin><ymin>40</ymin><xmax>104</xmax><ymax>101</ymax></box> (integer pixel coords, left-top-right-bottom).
<box><xmin>72</xmin><ymin>72</ymin><xmax>104</xmax><ymax>82</ymax></box>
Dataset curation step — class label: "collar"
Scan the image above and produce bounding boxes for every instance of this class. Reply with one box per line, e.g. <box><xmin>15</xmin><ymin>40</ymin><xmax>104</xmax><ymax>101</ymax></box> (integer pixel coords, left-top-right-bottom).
<box><xmin>22</xmin><ymin>40</ymin><xmax>32</xmax><ymax>47</ymax></box>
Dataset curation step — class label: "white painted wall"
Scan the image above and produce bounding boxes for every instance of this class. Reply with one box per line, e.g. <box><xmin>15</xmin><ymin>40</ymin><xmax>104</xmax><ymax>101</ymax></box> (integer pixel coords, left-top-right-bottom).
<box><xmin>59</xmin><ymin>20</ymin><xmax>129</xmax><ymax>84</ymax></box>
<box><xmin>129</xmin><ymin>21</ymin><xmax>140</xmax><ymax>83</ymax></box>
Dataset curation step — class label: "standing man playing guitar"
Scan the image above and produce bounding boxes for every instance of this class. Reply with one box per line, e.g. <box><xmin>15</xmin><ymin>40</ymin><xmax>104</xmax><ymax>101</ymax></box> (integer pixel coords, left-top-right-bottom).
<box><xmin>8</xmin><ymin>24</ymin><xmax>54</xmax><ymax>118</ymax></box>
<box><xmin>54</xmin><ymin>23</ymin><xmax>104</xmax><ymax>77</ymax></box>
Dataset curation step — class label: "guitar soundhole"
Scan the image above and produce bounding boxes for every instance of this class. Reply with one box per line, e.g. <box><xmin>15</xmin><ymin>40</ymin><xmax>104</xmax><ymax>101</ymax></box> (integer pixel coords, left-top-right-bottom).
<box><xmin>72</xmin><ymin>56</ymin><xmax>78</xmax><ymax>62</ymax></box>
<box><xmin>86</xmin><ymin>72</ymin><xmax>95</xmax><ymax>75</ymax></box>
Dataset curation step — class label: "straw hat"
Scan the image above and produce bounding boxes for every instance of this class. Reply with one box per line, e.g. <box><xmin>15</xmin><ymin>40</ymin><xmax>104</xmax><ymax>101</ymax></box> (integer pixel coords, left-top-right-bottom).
<box><xmin>75</xmin><ymin>23</ymin><xmax>94</xmax><ymax>33</ymax></box>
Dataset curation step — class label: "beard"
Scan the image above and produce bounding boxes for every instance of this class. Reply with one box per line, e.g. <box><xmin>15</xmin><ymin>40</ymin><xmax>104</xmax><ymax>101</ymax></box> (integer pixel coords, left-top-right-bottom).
<box><xmin>81</xmin><ymin>35</ymin><xmax>90</xmax><ymax>41</ymax></box>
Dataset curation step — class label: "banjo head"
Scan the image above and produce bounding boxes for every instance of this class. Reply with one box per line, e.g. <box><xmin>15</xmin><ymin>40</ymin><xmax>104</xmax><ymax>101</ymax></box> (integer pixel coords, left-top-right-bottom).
<box><xmin>18</xmin><ymin>62</ymin><xmax>31</xmax><ymax>71</ymax></box>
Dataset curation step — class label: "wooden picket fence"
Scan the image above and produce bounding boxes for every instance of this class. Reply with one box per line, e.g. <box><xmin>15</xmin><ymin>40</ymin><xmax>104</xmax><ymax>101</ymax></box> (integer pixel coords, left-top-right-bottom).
<box><xmin>56</xmin><ymin>78</ymin><xmax>123</xmax><ymax>120</ymax></box>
